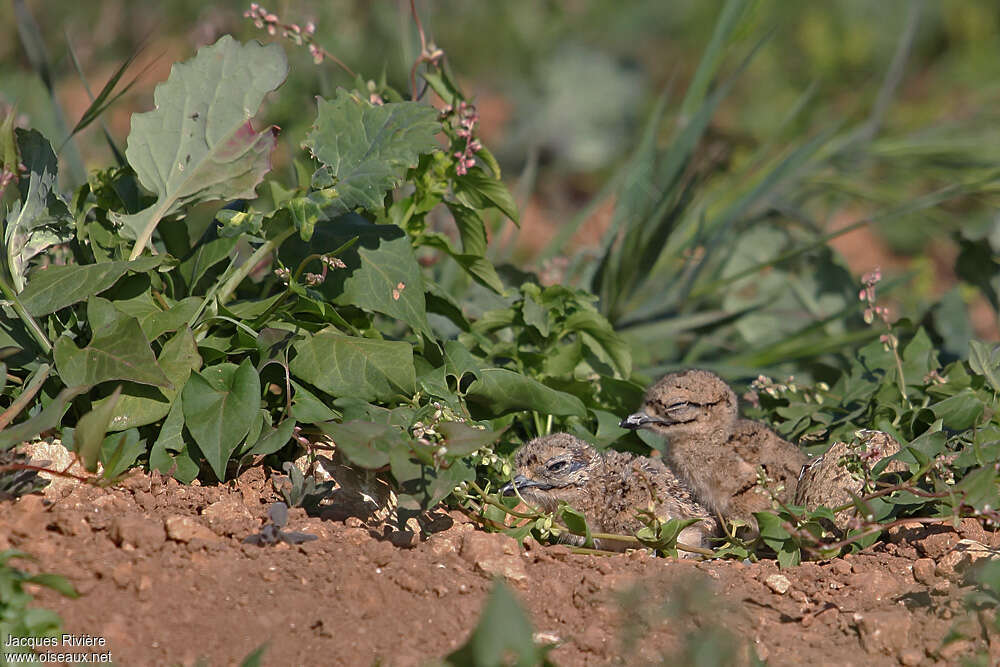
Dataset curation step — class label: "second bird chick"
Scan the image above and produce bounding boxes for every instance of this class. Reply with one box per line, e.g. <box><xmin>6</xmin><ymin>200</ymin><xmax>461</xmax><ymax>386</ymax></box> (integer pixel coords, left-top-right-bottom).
<box><xmin>502</xmin><ymin>433</ymin><xmax>717</xmax><ymax>554</ymax></box>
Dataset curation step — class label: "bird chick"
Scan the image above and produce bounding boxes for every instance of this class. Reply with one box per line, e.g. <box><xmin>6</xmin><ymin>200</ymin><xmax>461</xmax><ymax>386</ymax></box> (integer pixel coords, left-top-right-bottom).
<box><xmin>501</xmin><ymin>433</ymin><xmax>716</xmax><ymax>554</ymax></box>
<box><xmin>795</xmin><ymin>430</ymin><xmax>907</xmax><ymax>531</ymax></box>
<box><xmin>619</xmin><ymin>369</ymin><xmax>808</xmax><ymax>530</ymax></box>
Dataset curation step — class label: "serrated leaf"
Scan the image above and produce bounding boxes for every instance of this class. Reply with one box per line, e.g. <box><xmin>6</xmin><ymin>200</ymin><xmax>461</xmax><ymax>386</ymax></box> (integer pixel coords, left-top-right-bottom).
<box><xmin>112</xmin><ymin>36</ymin><xmax>288</xmax><ymax>258</ymax></box>
<box><xmin>19</xmin><ymin>256</ymin><xmax>163</xmax><ymax>316</ymax></box>
<box><xmin>466</xmin><ymin>368</ymin><xmax>586</xmax><ymax>418</ymax></box>
<box><xmin>301</xmin><ymin>90</ymin><xmax>439</xmax><ymax>223</ymax></box>
<box><xmin>969</xmin><ymin>340</ymin><xmax>1000</xmax><ymax>393</ymax></box>
<box><xmin>181</xmin><ymin>359</ymin><xmax>260</xmax><ymax>480</ymax></box>
<box><xmin>290</xmin><ymin>329</ymin><xmax>416</xmax><ymax>403</ymax></box>
<box><xmin>75</xmin><ymin>385</ymin><xmax>122</xmax><ymax>472</ymax></box>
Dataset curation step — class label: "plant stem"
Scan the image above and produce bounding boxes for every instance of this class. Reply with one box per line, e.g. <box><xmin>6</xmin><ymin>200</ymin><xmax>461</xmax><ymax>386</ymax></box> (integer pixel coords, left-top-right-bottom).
<box><xmin>0</xmin><ymin>364</ymin><xmax>51</xmax><ymax>431</ymax></box>
<box><xmin>215</xmin><ymin>227</ymin><xmax>295</xmax><ymax>307</ymax></box>
<box><xmin>0</xmin><ymin>274</ymin><xmax>52</xmax><ymax>355</ymax></box>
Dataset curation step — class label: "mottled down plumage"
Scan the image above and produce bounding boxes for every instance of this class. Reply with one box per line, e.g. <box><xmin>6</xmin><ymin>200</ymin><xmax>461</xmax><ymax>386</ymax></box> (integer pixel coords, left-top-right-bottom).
<box><xmin>502</xmin><ymin>433</ymin><xmax>716</xmax><ymax>554</ymax></box>
<box><xmin>620</xmin><ymin>369</ymin><xmax>808</xmax><ymax>532</ymax></box>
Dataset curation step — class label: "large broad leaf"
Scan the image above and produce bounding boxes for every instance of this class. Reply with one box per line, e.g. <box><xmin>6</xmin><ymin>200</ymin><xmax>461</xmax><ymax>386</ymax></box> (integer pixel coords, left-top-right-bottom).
<box><xmin>111</xmin><ymin>36</ymin><xmax>288</xmax><ymax>258</ymax></box>
<box><xmin>93</xmin><ymin>326</ymin><xmax>202</xmax><ymax>431</ymax></box>
<box><xmin>54</xmin><ymin>314</ymin><xmax>171</xmax><ymax>389</ymax></box>
<box><xmin>281</xmin><ymin>216</ymin><xmax>431</xmax><ymax>338</ymax></box>
<box><xmin>466</xmin><ymin>368</ymin><xmax>587</xmax><ymax>418</ymax></box>
<box><xmin>297</xmin><ymin>90</ymin><xmax>439</xmax><ymax>234</ymax></box>
<box><xmin>19</xmin><ymin>256</ymin><xmax>163</xmax><ymax>316</ymax></box>
<box><xmin>181</xmin><ymin>359</ymin><xmax>260</xmax><ymax>480</ymax></box>
<box><xmin>4</xmin><ymin>129</ymin><xmax>72</xmax><ymax>291</ymax></box>
<box><xmin>290</xmin><ymin>329</ymin><xmax>415</xmax><ymax>403</ymax></box>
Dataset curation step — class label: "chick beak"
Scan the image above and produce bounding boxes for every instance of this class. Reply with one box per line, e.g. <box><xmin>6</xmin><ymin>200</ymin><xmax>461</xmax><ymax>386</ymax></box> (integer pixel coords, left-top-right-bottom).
<box><xmin>619</xmin><ymin>411</ymin><xmax>664</xmax><ymax>430</ymax></box>
<box><xmin>501</xmin><ymin>474</ymin><xmax>543</xmax><ymax>496</ymax></box>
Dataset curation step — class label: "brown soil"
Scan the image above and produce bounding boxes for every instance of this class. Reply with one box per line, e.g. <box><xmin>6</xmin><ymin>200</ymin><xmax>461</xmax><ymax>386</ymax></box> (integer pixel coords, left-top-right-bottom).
<box><xmin>3</xmin><ymin>465</ymin><xmax>1000</xmax><ymax>667</ymax></box>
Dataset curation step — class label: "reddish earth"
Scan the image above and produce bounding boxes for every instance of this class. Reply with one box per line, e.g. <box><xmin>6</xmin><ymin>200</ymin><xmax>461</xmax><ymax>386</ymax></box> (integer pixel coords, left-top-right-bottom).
<box><xmin>3</xmin><ymin>460</ymin><xmax>1000</xmax><ymax>667</ymax></box>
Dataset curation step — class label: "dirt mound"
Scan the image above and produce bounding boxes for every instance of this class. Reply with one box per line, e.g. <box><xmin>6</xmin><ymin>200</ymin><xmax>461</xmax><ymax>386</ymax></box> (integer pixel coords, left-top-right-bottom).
<box><xmin>3</xmin><ymin>467</ymin><xmax>1000</xmax><ymax>666</ymax></box>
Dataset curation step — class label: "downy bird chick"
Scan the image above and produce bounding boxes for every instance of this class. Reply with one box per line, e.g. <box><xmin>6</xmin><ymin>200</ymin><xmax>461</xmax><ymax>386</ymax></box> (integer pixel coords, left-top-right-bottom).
<box><xmin>795</xmin><ymin>430</ymin><xmax>907</xmax><ymax>532</ymax></box>
<box><xmin>619</xmin><ymin>369</ymin><xmax>807</xmax><ymax>530</ymax></box>
<box><xmin>501</xmin><ymin>433</ymin><xmax>716</xmax><ymax>554</ymax></box>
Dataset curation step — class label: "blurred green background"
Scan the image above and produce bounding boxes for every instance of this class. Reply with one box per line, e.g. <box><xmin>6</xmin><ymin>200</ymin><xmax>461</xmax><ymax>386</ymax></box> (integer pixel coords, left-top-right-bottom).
<box><xmin>3</xmin><ymin>0</ymin><xmax>999</xmax><ymax>377</ymax></box>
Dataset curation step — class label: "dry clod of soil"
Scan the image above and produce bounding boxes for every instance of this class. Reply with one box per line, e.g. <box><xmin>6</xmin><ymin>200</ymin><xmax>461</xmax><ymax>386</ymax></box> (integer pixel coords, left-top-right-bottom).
<box><xmin>853</xmin><ymin>610</ymin><xmax>912</xmax><ymax>656</ymax></box>
<box><xmin>19</xmin><ymin>438</ymin><xmax>95</xmax><ymax>497</ymax></box>
<box><xmin>163</xmin><ymin>515</ymin><xmax>218</xmax><ymax>543</ymax></box>
<box><xmin>109</xmin><ymin>514</ymin><xmax>166</xmax><ymax>551</ymax></box>
<box><xmin>934</xmin><ymin>539</ymin><xmax>1000</xmax><ymax>581</ymax></box>
<box><xmin>911</xmin><ymin>557</ymin><xmax>936</xmax><ymax>585</ymax></box>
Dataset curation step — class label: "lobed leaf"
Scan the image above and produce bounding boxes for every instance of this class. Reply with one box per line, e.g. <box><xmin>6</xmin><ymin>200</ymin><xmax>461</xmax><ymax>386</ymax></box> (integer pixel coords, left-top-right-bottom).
<box><xmin>112</xmin><ymin>36</ymin><xmax>288</xmax><ymax>258</ymax></box>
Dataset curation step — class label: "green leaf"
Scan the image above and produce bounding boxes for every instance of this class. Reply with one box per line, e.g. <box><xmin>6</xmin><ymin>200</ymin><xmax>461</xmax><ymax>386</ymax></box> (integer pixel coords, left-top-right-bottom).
<box><xmin>453</xmin><ymin>167</ymin><xmax>519</xmax><ymax>223</ymax></box>
<box><xmin>0</xmin><ymin>385</ymin><xmax>87</xmax><ymax>450</ymax></box>
<box><xmin>246</xmin><ymin>418</ymin><xmax>296</xmax><ymax>457</ymax></box>
<box><xmin>290</xmin><ymin>329</ymin><xmax>416</xmax><ymax>403</ymax></box>
<box><xmin>289</xmin><ymin>380</ymin><xmax>340</xmax><ymax>423</ymax></box>
<box><xmin>314</xmin><ymin>420</ymin><xmax>399</xmax><ymax>469</ymax></box>
<box><xmin>446</xmin><ymin>582</ymin><xmax>541</xmax><ymax>667</ymax></box>
<box><xmin>466</xmin><ymin>369</ymin><xmax>587</xmax><ymax>418</ymax></box>
<box><xmin>19</xmin><ymin>256</ymin><xmax>163</xmax><ymax>316</ymax></box>
<box><xmin>111</xmin><ymin>36</ymin><xmax>288</xmax><ymax>258</ymax></box>
<box><xmin>443</xmin><ymin>340</ymin><xmax>482</xmax><ymax>388</ymax></box>
<box><xmin>24</xmin><ymin>572</ymin><xmax>79</xmax><ymax>598</ymax></box>
<box><xmin>54</xmin><ymin>314</ymin><xmax>171</xmax><ymax>389</ymax></box>
<box><xmin>149</xmin><ymin>399</ymin><xmax>200</xmax><ymax>483</ymax></box>
<box><xmin>559</xmin><ymin>505</ymin><xmax>593</xmax><ymax>547</ymax></box>
<box><xmin>969</xmin><ymin>340</ymin><xmax>1000</xmax><ymax>393</ymax></box>
<box><xmin>301</xmin><ymin>90</ymin><xmax>439</xmax><ymax>224</ymax></box>
<box><xmin>438</xmin><ymin>421</ymin><xmax>504</xmax><ymax>456</ymax></box>
<box><xmin>181</xmin><ymin>359</ymin><xmax>261</xmax><ymax>480</ymax></box>
<box><xmin>5</xmin><ymin>129</ymin><xmax>72</xmax><ymax>291</ymax></box>
<box><xmin>282</xmin><ymin>215</ymin><xmax>431</xmax><ymax>338</ymax></box>
<box><xmin>564</xmin><ymin>310</ymin><xmax>632</xmax><ymax>379</ymax></box>
<box><xmin>93</xmin><ymin>326</ymin><xmax>202</xmax><ymax>431</ymax></box>
<box><xmin>929</xmin><ymin>389</ymin><xmax>984</xmax><ymax>431</ymax></box>
<box><xmin>99</xmin><ymin>427</ymin><xmax>145</xmax><ymax>478</ymax></box>
<box><xmin>75</xmin><ymin>385</ymin><xmax>122</xmax><ymax>472</ymax></box>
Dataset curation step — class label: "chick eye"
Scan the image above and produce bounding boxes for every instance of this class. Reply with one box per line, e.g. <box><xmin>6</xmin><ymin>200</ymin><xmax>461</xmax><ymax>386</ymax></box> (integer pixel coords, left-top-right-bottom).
<box><xmin>546</xmin><ymin>460</ymin><xmax>568</xmax><ymax>473</ymax></box>
<box><xmin>667</xmin><ymin>401</ymin><xmax>692</xmax><ymax>411</ymax></box>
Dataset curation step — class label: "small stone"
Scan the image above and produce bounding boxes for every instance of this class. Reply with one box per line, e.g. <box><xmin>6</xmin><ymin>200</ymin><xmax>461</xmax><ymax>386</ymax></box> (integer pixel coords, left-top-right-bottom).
<box><xmin>898</xmin><ymin>647</ymin><xmax>923</xmax><ymax>666</ymax></box>
<box><xmin>764</xmin><ymin>574</ymin><xmax>792</xmax><ymax>595</ymax></box>
<box><xmin>936</xmin><ymin>539</ymin><xmax>1000</xmax><ymax>581</ymax></box>
<box><xmin>930</xmin><ymin>579</ymin><xmax>951</xmax><ymax>596</ymax></box>
<box><xmin>460</xmin><ymin>531</ymin><xmax>527</xmax><ymax>582</ymax></box>
<box><xmin>164</xmin><ymin>516</ymin><xmax>217</xmax><ymax>543</ymax></box>
<box><xmin>110</xmin><ymin>515</ymin><xmax>166</xmax><ymax>551</ymax></box>
<box><xmin>912</xmin><ymin>558</ymin><xmax>936</xmax><ymax>585</ymax></box>
<box><xmin>344</xmin><ymin>517</ymin><xmax>365</xmax><ymax>528</ymax></box>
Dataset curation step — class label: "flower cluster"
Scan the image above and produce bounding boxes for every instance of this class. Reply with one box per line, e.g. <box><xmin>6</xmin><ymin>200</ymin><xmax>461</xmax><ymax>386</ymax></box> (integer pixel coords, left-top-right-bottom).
<box><xmin>751</xmin><ymin>374</ymin><xmax>828</xmax><ymax>403</ymax></box>
<box><xmin>858</xmin><ymin>267</ymin><xmax>898</xmax><ymax>353</ymax></box>
<box><xmin>442</xmin><ymin>101</ymin><xmax>482</xmax><ymax>175</ymax></box>
<box><xmin>244</xmin><ymin>4</ymin><xmax>351</xmax><ymax>71</ymax></box>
